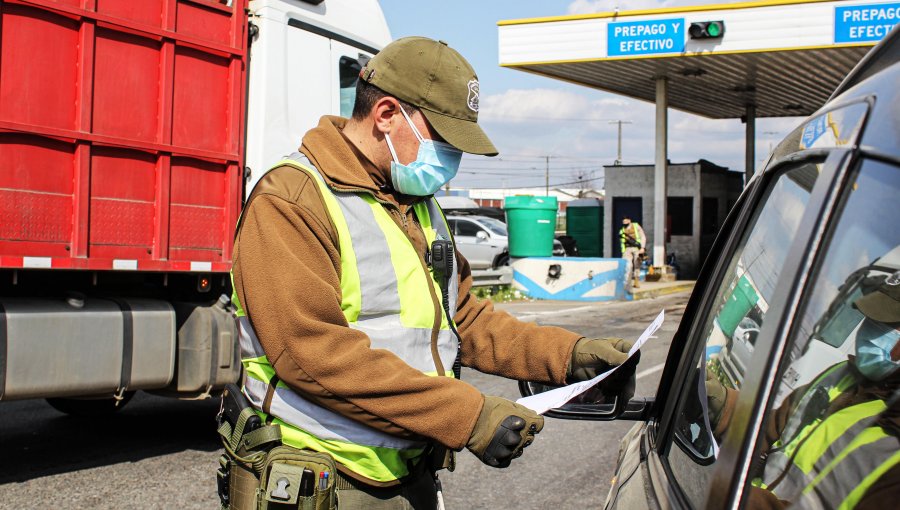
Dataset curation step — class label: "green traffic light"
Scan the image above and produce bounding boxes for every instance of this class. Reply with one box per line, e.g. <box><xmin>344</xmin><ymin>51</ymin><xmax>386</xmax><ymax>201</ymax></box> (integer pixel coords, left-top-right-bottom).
<box><xmin>689</xmin><ymin>21</ymin><xmax>725</xmax><ymax>39</ymax></box>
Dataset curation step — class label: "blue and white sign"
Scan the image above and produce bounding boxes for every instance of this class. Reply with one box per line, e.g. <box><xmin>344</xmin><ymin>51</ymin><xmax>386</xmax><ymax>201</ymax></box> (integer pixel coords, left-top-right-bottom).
<box><xmin>608</xmin><ymin>18</ymin><xmax>685</xmax><ymax>57</ymax></box>
<box><xmin>835</xmin><ymin>2</ymin><xmax>900</xmax><ymax>43</ymax></box>
<box><xmin>801</xmin><ymin>114</ymin><xmax>829</xmax><ymax>149</ymax></box>
<box><xmin>511</xmin><ymin>258</ymin><xmax>629</xmax><ymax>301</ymax></box>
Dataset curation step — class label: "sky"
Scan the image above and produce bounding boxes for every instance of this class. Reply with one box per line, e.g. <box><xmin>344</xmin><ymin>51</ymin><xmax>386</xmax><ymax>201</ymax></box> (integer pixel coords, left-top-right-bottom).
<box><xmin>378</xmin><ymin>0</ymin><xmax>805</xmax><ymax>191</ymax></box>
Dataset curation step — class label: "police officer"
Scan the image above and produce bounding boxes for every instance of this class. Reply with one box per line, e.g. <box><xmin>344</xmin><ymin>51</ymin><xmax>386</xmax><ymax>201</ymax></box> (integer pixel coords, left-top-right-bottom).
<box><xmin>229</xmin><ymin>37</ymin><xmax>638</xmax><ymax>509</ymax></box>
<box><xmin>707</xmin><ymin>270</ymin><xmax>900</xmax><ymax>509</ymax></box>
<box><xmin>619</xmin><ymin>216</ymin><xmax>646</xmax><ymax>289</ymax></box>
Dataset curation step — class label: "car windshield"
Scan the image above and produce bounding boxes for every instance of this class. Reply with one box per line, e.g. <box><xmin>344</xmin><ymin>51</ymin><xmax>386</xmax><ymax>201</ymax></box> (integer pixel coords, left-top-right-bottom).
<box><xmin>749</xmin><ymin>158</ymin><xmax>900</xmax><ymax>508</ymax></box>
<box><xmin>478</xmin><ymin>217</ymin><xmax>508</xmax><ymax>236</ymax></box>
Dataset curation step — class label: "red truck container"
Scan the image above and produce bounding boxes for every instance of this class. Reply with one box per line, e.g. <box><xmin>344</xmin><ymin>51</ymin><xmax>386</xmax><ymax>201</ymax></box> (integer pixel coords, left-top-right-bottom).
<box><xmin>0</xmin><ymin>0</ymin><xmax>249</xmax><ymax>410</ymax></box>
<box><xmin>0</xmin><ymin>0</ymin><xmax>394</xmax><ymax>412</ymax></box>
<box><xmin>0</xmin><ymin>0</ymin><xmax>245</xmax><ymax>272</ymax></box>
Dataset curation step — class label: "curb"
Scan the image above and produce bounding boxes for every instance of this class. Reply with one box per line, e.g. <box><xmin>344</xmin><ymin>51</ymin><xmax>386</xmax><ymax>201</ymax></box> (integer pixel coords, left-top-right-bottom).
<box><xmin>631</xmin><ymin>282</ymin><xmax>696</xmax><ymax>300</ymax></box>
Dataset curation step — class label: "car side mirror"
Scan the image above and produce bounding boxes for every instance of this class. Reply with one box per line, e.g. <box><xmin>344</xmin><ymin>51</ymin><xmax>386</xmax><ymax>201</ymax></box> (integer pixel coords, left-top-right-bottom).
<box><xmin>517</xmin><ymin>380</ymin><xmax>653</xmax><ymax>421</ymax></box>
<box><xmin>475</xmin><ymin>231</ymin><xmax>489</xmax><ymax>242</ymax></box>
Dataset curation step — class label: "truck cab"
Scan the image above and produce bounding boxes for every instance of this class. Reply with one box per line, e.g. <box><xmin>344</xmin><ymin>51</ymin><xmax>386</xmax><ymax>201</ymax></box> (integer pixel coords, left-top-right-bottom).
<box><xmin>244</xmin><ymin>0</ymin><xmax>391</xmax><ymax>195</ymax></box>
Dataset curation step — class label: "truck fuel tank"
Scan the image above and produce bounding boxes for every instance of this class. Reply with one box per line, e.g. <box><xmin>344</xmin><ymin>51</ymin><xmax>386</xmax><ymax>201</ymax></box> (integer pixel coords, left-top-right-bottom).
<box><xmin>0</xmin><ymin>296</ymin><xmax>175</xmax><ymax>400</ymax></box>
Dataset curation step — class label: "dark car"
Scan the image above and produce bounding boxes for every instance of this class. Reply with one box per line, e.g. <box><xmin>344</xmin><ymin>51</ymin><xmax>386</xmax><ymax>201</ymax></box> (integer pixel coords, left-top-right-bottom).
<box><xmin>520</xmin><ymin>27</ymin><xmax>900</xmax><ymax>509</ymax></box>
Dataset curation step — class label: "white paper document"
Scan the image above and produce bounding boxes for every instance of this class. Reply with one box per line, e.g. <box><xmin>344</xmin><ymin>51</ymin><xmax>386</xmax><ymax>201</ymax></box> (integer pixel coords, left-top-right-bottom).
<box><xmin>516</xmin><ymin>309</ymin><xmax>665</xmax><ymax>415</ymax></box>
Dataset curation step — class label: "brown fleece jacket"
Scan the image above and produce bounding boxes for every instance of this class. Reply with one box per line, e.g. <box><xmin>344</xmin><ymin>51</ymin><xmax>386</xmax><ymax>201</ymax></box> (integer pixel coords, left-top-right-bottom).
<box><xmin>233</xmin><ymin>116</ymin><xmax>581</xmax><ymax>453</ymax></box>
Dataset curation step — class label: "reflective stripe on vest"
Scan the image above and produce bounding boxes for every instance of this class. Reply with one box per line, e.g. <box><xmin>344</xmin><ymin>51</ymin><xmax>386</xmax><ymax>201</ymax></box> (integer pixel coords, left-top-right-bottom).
<box><xmin>755</xmin><ymin>362</ymin><xmax>898</xmax><ymax>505</ymax></box>
<box><xmin>620</xmin><ymin>223</ymin><xmax>642</xmax><ymax>252</ymax></box>
<box><xmin>231</xmin><ymin>153</ymin><xmax>459</xmax><ymax>482</ymax></box>
<box><xmin>800</xmin><ymin>422</ymin><xmax>900</xmax><ymax>509</ymax></box>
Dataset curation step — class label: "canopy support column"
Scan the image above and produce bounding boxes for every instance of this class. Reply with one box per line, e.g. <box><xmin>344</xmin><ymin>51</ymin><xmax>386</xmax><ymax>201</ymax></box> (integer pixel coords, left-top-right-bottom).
<box><xmin>654</xmin><ymin>77</ymin><xmax>668</xmax><ymax>273</ymax></box>
<box><xmin>745</xmin><ymin>104</ymin><xmax>756</xmax><ymax>185</ymax></box>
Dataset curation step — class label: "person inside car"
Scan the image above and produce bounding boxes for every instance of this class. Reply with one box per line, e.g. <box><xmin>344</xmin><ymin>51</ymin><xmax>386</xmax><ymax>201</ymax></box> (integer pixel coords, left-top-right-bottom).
<box><xmin>706</xmin><ymin>269</ymin><xmax>900</xmax><ymax>509</ymax></box>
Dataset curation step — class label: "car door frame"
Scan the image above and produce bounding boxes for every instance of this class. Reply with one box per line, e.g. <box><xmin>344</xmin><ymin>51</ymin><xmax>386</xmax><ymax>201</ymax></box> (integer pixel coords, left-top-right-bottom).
<box><xmin>604</xmin><ymin>152</ymin><xmax>767</xmax><ymax>508</ymax></box>
<box><xmin>631</xmin><ymin>146</ymin><xmax>859</xmax><ymax>509</ymax></box>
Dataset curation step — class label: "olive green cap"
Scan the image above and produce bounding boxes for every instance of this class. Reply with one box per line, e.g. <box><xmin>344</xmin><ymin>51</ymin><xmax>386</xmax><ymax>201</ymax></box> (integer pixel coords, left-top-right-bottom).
<box><xmin>360</xmin><ymin>36</ymin><xmax>498</xmax><ymax>156</ymax></box>
<box><xmin>855</xmin><ymin>270</ymin><xmax>900</xmax><ymax>324</ymax></box>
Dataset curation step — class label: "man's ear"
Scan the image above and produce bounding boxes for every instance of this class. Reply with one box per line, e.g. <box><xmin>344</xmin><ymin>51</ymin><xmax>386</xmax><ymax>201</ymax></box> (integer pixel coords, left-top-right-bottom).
<box><xmin>372</xmin><ymin>97</ymin><xmax>399</xmax><ymax>135</ymax></box>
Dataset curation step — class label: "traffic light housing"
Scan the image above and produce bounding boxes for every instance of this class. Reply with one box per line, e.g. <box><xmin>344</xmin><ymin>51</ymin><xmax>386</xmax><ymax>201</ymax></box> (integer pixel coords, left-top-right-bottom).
<box><xmin>689</xmin><ymin>21</ymin><xmax>725</xmax><ymax>39</ymax></box>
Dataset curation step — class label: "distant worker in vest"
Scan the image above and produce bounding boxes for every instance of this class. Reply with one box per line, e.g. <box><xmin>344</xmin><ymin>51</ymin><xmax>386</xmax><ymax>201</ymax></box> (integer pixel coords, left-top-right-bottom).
<box><xmin>706</xmin><ymin>270</ymin><xmax>900</xmax><ymax>509</ymax></box>
<box><xmin>224</xmin><ymin>37</ymin><xmax>639</xmax><ymax>509</ymax></box>
<box><xmin>619</xmin><ymin>216</ymin><xmax>646</xmax><ymax>289</ymax></box>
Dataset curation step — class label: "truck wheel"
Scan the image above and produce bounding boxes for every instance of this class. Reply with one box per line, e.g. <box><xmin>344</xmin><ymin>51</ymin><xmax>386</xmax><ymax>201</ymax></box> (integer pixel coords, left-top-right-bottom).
<box><xmin>46</xmin><ymin>392</ymin><xmax>135</xmax><ymax>416</ymax></box>
<box><xmin>494</xmin><ymin>254</ymin><xmax>510</xmax><ymax>268</ymax></box>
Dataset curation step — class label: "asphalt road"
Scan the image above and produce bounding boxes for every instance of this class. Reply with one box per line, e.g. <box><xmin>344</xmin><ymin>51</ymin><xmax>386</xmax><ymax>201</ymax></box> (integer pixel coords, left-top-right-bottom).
<box><xmin>0</xmin><ymin>291</ymin><xmax>689</xmax><ymax>509</ymax></box>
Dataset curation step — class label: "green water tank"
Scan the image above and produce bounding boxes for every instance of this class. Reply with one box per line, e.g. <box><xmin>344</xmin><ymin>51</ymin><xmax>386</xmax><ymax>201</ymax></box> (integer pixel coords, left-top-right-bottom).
<box><xmin>504</xmin><ymin>196</ymin><xmax>558</xmax><ymax>257</ymax></box>
<box><xmin>566</xmin><ymin>198</ymin><xmax>604</xmax><ymax>257</ymax></box>
<box><xmin>716</xmin><ymin>275</ymin><xmax>760</xmax><ymax>337</ymax></box>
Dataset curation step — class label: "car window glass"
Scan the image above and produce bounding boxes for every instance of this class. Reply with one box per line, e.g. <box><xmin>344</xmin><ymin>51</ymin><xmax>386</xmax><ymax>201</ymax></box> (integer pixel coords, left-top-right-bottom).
<box><xmin>456</xmin><ymin>220</ymin><xmax>483</xmax><ymax>237</ymax></box>
<box><xmin>338</xmin><ymin>56</ymin><xmax>362</xmax><ymax>118</ymax></box>
<box><xmin>667</xmin><ymin>162</ymin><xmax>821</xmax><ymax>506</ymax></box>
<box><xmin>746</xmin><ymin>159</ymin><xmax>900</xmax><ymax>509</ymax></box>
<box><xmin>480</xmin><ymin>217</ymin><xmax>508</xmax><ymax>236</ymax></box>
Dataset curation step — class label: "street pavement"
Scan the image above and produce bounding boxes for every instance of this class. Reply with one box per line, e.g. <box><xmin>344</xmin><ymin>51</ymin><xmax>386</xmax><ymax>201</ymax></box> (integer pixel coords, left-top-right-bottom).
<box><xmin>0</xmin><ymin>291</ymin><xmax>689</xmax><ymax>509</ymax></box>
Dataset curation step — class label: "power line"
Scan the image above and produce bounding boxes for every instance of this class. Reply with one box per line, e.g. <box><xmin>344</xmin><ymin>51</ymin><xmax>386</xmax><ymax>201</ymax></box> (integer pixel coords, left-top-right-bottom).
<box><xmin>461</xmin><ymin>154</ymin><xmax>608</xmax><ymax>162</ymax></box>
<box><xmin>487</xmin><ymin>167</ymin><xmax>600</xmax><ymax>177</ymax></box>
<box><xmin>458</xmin><ymin>165</ymin><xmax>604</xmax><ymax>172</ymax></box>
<box><xmin>476</xmin><ymin>117</ymin><xmax>765</xmax><ymax>134</ymax></box>
<box><xmin>479</xmin><ymin>115</ymin><xmax>621</xmax><ymax>123</ymax></box>
<box><xmin>549</xmin><ymin>175</ymin><xmax>605</xmax><ymax>187</ymax></box>
<box><xmin>457</xmin><ymin>175</ymin><xmax>605</xmax><ymax>190</ymax></box>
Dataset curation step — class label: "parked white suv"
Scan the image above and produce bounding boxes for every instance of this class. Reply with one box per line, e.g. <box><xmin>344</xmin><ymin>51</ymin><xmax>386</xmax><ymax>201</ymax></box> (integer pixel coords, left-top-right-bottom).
<box><xmin>447</xmin><ymin>215</ymin><xmax>510</xmax><ymax>270</ymax></box>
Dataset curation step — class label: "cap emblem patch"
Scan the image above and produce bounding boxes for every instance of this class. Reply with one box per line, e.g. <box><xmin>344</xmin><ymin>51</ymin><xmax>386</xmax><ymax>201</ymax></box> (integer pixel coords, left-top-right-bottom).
<box><xmin>467</xmin><ymin>79</ymin><xmax>479</xmax><ymax>113</ymax></box>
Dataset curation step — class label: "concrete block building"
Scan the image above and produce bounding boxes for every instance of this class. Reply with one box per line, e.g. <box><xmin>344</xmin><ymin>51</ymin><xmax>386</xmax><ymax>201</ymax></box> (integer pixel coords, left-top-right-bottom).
<box><xmin>603</xmin><ymin>160</ymin><xmax>743</xmax><ymax>279</ymax></box>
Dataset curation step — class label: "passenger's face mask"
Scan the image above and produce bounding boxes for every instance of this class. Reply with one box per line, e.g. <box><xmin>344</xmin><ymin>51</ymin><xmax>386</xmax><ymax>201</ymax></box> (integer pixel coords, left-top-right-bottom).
<box><xmin>854</xmin><ymin>318</ymin><xmax>900</xmax><ymax>381</ymax></box>
<box><xmin>384</xmin><ymin>106</ymin><xmax>462</xmax><ymax>196</ymax></box>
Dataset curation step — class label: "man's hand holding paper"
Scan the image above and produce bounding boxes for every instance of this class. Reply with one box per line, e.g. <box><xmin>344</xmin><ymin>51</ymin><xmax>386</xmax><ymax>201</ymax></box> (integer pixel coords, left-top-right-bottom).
<box><xmin>517</xmin><ymin>310</ymin><xmax>664</xmax><ymax>415</ymax></box>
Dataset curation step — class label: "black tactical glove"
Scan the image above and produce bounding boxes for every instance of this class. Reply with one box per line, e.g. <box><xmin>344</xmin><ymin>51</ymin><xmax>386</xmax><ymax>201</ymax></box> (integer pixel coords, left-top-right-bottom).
<box><xmin>567</xmin><ymin>337</ymin><xmax>633</xmax><ymax>381</ymax></box>
<box><xmin>466</xmin><ymin>396</ymin><xmax>543</xmax><ymax>468</ymax></box>
<box><xmin>568</xmin><ymin>338</ymin><xmax>638</xmax><ymax>410</ymax></box>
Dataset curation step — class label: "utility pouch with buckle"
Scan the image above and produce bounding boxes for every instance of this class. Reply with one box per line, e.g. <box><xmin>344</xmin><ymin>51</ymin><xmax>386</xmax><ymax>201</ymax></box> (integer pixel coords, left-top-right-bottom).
<box><xmin>257</xmin><ymin>446</ymin><xmax>338</xmax><ymax>510</ymax></box>
<box><xmin>216</xmin><ymin>384</ymin><xmax>283</xmax><ymax>510</ymax></box>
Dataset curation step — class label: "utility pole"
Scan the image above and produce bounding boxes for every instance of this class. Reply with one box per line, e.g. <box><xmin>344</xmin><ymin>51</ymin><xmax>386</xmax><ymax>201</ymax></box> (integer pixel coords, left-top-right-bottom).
<box><xmin>762</xmin><ymin>131</ymin><xmax>779</xmax><ymax>158</ymax></box>
<box><xmin>609</xmin><ymin>120</ymin><xmax>632</xmax><ymax>165</ymax></box>
<box><xmin>544</xmin><ymin>155</ymin><xmax>550</xmax><ymax>195</ymax></box>
<box><xmin>744</xmin><ymin>104</ymin><xmax>756</xmax><ymax>185</ymax></box>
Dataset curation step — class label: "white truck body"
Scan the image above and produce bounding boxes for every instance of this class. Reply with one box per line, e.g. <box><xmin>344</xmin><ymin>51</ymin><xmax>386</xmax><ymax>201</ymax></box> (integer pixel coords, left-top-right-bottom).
<box><xmin>245</xmin><ymin>0</ymin><xmax>392</xmax><ymax>195</ymax></box>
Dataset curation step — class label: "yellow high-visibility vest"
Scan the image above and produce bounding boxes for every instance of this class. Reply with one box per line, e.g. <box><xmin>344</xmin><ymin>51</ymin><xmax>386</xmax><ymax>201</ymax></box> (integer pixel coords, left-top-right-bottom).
<box><xmin>232</xmin><ymin>153</ymin><xmax>458</xmax><ymax>483</ymax></box>
<box><xmin>754</xmin><ymin>361</ymin><xmax>900</xmax><ymax>508</ymax></box>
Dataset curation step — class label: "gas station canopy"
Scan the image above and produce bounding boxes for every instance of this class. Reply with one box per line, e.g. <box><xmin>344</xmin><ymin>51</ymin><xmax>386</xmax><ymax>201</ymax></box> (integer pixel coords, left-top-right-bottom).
<box><xmin>498</xmin><ymin>0</ymin><xmax>896</xmax><ymax>119</ymax></box>
<box><xmin>497</xmin><ymin>0</ymin><xmax>898</xmax><ymax>275</ymax></box>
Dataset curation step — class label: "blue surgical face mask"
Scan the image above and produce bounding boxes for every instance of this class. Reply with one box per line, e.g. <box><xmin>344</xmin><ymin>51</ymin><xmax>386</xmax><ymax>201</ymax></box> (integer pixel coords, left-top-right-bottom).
<box><xmin>384</xmin><ymin>106</ymin><xmax>462</xmax><ymax>196</ymax></box>
<box><xmin>854</xmin><ymin>318</ymin><xmax>900</xmax><ymax>381</ymax></box>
